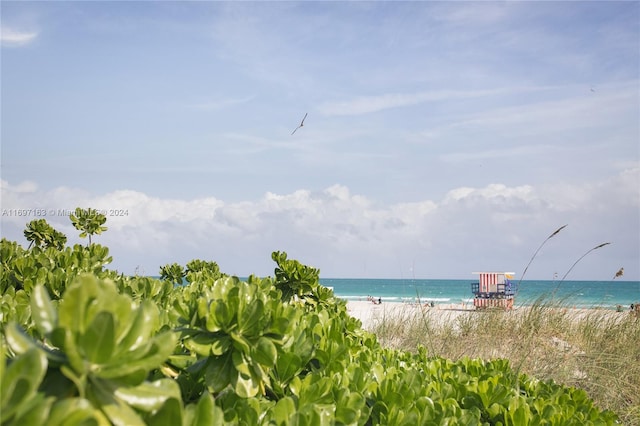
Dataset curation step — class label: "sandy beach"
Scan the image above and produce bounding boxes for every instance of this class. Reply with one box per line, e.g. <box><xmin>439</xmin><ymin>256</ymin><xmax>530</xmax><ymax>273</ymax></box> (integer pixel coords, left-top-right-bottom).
<box><xmin>345</xmin><ymin>300</ymin><xmax>639</xmax><ymax>423</ymax></box>
<box><xmin>346</xmin><ymin>300</ymin><xmax>632</xmax><ymax>331</ymax></box>
<box><xmin>346</xmin><ymin>300</ymin><xmax>477</xmax><ymax>330</ymax></box>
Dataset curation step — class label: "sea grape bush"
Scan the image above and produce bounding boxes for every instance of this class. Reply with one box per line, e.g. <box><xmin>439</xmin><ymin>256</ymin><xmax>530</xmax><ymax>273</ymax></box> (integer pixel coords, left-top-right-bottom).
<box><xmin>69</xmin><ymin>207</ymin><xmax>108</xmax><ymax>246</ymax></box>
<box><xmin>3</xmin><ymin>277</ymin><xmax>179</xmax><ymax>425</ymax></box>
<box><xmin>24</xmin><ymin>218</ymin><xmax>67</xmax><ymax>250</ymax></box>
<box><xmin>0</xmin><ymin>217</ymin><xmax>619</xmax><ymax>425</ymax></box>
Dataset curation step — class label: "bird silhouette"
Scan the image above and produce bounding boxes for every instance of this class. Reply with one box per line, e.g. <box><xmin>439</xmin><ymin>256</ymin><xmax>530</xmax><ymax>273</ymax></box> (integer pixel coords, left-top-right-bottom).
<box><xmin>613</xmin><ymin>267</ymin><xmax>624</xmax><ymax>279</ymax></box>
<box><xmin>291</xmin><ymin>113</ymin><xmax>307</xmax><ymax>135</ymax></box>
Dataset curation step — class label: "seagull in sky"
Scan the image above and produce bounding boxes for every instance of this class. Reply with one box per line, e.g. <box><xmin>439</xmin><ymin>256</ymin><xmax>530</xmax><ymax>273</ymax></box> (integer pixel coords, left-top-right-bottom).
<box><xmin>291</xmin><ymin>112</ymin><xmax>307</xmax><ymax>135</ymax></box>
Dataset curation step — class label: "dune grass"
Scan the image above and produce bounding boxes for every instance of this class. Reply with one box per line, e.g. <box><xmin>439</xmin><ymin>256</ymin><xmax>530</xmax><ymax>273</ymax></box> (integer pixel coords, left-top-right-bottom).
<box><xmin>371</xmin><ymin>300</ymin><xmax>640</xmax><ymax>425</ymax></box>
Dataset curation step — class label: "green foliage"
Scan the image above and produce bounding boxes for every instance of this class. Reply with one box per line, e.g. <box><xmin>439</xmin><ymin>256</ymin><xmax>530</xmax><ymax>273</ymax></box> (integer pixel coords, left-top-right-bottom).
<box><xmin>185</xmin><ymin>259</ymin><xmax>225</xmax><ymax>283</ymax></box>
<box><xmin>0</xmin><ymin>227</ymin><xmax>620</xmax><ymax>425</ymax></box>
<box><xmin>160</xmin><ymin>263</ymin><xmax>186</xmax><ymax>285</ymax></box>
<box><xmin>1</xmin><ymin>239</ymin><xmax>113</xmax><ymax>295</ymax></box>
<box><xmin>24</xmin><ymin>219</ymin><xmax>67</xmax><ymax>250</ymax></box>
<box><xmin>69</xmin><ymin>207</ymin><xmax>108</xmax><ymax>245</ymax></box>
<box><xmin>4</xmin><ymin>275</ymin><xmax>179</xmax><ymax>425</ymax></box>
<box><xmin>272</xmin><ymin>251</ymin><xmax>323</xmax><ymax>304</ymax></box>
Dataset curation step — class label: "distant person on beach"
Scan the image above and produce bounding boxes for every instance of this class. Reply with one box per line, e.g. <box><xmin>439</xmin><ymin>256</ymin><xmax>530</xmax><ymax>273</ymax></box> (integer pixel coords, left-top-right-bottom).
<box><xmin>378</xmin><ymin>297</ymin><xmax>382</xmax><ymax>304</ymax></box>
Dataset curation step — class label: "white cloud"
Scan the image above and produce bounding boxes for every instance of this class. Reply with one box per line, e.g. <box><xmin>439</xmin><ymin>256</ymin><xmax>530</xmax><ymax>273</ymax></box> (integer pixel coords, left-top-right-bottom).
<box><xmin>1</xmin><ymin>168</ymin><xmax>638</xmax><ymax>280</ymax></box>
<box><xmin>1</xmin><ymin>27</ymin><xmax>38</xmax><ymax>47</ymax></box>
<box><xmin>442</xmin><ymin>184</ymin><xmax>537</xmax><ymax>211</ymax></box>
<box><xmin>0</xmin><ymin>180</ymin><xmax>38</xmax><ymax>193</ymax></box>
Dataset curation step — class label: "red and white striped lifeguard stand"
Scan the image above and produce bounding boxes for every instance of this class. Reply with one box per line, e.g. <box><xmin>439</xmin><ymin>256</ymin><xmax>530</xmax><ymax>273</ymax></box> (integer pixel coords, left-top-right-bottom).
<box><xmin>471</xmin><ymin>272</ymin><xmax>517</xmax><ymax>310</ymax></box>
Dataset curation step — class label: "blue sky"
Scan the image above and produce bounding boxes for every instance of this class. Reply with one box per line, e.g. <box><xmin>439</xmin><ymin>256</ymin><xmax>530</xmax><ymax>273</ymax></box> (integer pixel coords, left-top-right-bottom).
<box><xmin>2</xmin><ymin>1</ymin><xmax>639</xmax><ymax>281</ymax></box>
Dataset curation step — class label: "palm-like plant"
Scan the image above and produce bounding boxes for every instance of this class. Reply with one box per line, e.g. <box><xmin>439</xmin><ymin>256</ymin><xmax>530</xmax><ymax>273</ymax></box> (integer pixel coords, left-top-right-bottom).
<box><xmin>69</xmin><ymin>207</ymin><xmax>107</xmax><ymax>245</ymax></box>
<box><xmin>159</xmin><ymin>263</ymin><xmax>186</xmax><ymax>285</ymax></box>
<box><xmin>24</xmin><ymin>219</ymin><xmax>67</xmax><ymax>250</ymax></box>
<box><xmin>49</xmin><ymin>229</ymin><xmax>67</xmax><ymax>250</ymax></box>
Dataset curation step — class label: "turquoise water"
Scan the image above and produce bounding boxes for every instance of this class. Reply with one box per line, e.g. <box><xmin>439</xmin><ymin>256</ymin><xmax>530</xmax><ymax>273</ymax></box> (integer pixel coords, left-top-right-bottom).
<box><xmin>320</xmin><ymin>278</ymin><xmax>640</xmax><ymax>310</ymax></box>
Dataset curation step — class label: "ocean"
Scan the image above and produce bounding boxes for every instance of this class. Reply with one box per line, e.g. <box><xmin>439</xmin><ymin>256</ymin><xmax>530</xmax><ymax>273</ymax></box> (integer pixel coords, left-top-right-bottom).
<box><xmin>320</xmin><ymin>278</ymin><xmax>640</xmax><ymax>310</ymax></box>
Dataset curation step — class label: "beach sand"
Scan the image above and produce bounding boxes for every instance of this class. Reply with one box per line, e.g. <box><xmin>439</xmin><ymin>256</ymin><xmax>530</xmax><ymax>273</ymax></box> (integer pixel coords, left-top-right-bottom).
<box><xmin>346</xmin><ymin>300</ymin><xmax>476</xmax><ymax>330</ymax></box>
<box><xmin>346</xmin><ymin>300</ymin><xmax>629</xmax><ymax>331</ymax></box>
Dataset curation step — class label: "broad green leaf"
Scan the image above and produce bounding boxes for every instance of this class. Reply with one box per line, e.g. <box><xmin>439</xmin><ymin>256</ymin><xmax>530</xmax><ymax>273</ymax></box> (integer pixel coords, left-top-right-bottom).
<box><xmin>183</xmin><ymin>333</ymin><xmax>231</xmax><ymax>357</ymax></box>
<box><xmin>88</xmin><ymin>377</ymin><xmax>146</xmax><ymax>426</ymax></box>
<box><xmin>210</xmin><ymin>276</ymin><xmax>236</xmax><ymax>300</ymax></box>
<box><xmin>237</xmin><ymin>299</ymin><xmax>263</xmax><ymax>336</ymax></box>
<box><xmin>275</xmin><ymin>352</ymin><xmax>302</xmax><ymax>384</ymax></box>
<box><xmin>230</xmin><ymin>332</ymin><xmax>251</xmax><ymax>355</ymax></box>
<box><xmin>252</xmin><ymin>336</ymin><xmax>277</xmax><ymax>367</ymax></box>
<box><xmin>289</xmin><ymin>376</ymin><xmax>302</xmax><ymax>397</ymax></box>
<box><xmin>63</xmin><ymin>323</ymin><xmax>90</xmax><ymax>376</ymax></box>
<box><xmin>80</xmin><ymin>311</ymin><xmax>115</xmax><ymax>364</ymax></box>
<box><xmin>336</xmin><ymin>392</ymin><xmax>366</xmax><ymax>424</ymax></box>
<box><xmin>46</xmin><ymin>397</ymin><xmax>110</xmax><ymax>426</ymax></box>
<box><xmin>97</xmin><ymin>332</ymin><xmax>176</xmax><ymax>384</ymax></box>
<box><xmin>209</xmin><ymin>335</ymin><xmax>232</xmax><ymax>356</ymax></box>
<box><xmin>4</xmin><ymin>322</ymin><xmax>38</xmax><ymax>355</ymax></box>
<box><xmin>167</xmin><ymin>354</ymin><xmax>195</xmax><ymax>370</ymax></box>
<box><xmin>0</xmin><ymin>344</ymin><xmax>4</xmax><ymax>387</ymax></box>
<box><xmin>116</xmin><ymin>301</ymin><xmax>156</xmax><ymax>353</ymax></box>
<box><xmin>335</xmin><ymin>406</ymin><xmax>358</xmax><ymax>425</ymax></box>
<box><xmin>509</xmin><ymin>404</ymin><xmax>530</xmax><ymax>425</ymax></box>
<box><xmin>210</xmin><ymin>300</ymin><xmax>232</xmax><ymax>331</ymax></box>
<box><xmin>58</xmin><ymin>274</ymin><xmax>100</xmax><ymax>332</ymax></box>
<box><xmin>231</xmin><ymin>350</ymin><xmax>251</xmax><ymax>377</ymax></box>
<box><xmin>183</xmin><ymin>334</ymin><xmax>216</xmax><ymax>357</ymax></box>
<box><xmin>299</xmin><ymin>376</ymin><xmax>333</xmax><ymax>406</ymax></box>
<box><xmin>0</xmin><ymin>348</ymin><xmax>47</xmax><ymax>423</ymax></box>
<box><xmin>145</xmin><ymin>396</ymin><xmax>182</xmax><ymax>426</ymax></box>
<box><xmin>96</xmin><ymin>365</ymin><xmax>147</xmax><ymax>386</ymax></box>
<box><xmin>8</xmin><ymin>392</ymin><xmax>55</xmax><ymax>426</ymax></box>
<box><xmin>272</xmin><ymin>396</ymin><xmax>296</xmax><ymax>424</ymax></box>
<box><xmin>116</xmin><ymin>305</ymin><xmax>146</xmax><ymax>351</ymax></box>
<box><xmin>185</xmin><ymin>392</ymin><xmax>216</xmax><ymax>426</ymax></box>
<box><xmin>31</xmin><ymin>284</ymin><xmax>57</xmax><ymax>335</ymax></box>
<box><xmin>232</xmin><ymin>370</ymin><xmax>260</xmax><ymax>398</ymax></box>
<box><xmin>205</xmin><ymin>353</ymin><xmax>233</xmax><ymax>393</ymax></box>
<box><xmin>114</xmin><ymin>378</ymin><xmax>181</xmax><ymax>412</ymax></box>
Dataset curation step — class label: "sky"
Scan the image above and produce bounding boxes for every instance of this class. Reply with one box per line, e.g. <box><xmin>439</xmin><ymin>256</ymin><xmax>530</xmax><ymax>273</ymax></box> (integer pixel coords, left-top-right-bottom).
<box><xmin>1</xmin><ymin>1</ymin><xmax>639</xmax><ymax>281</ymax></box>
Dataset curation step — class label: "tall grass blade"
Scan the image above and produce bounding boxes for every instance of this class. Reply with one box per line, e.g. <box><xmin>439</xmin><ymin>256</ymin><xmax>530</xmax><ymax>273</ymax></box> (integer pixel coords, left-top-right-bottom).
<box><xmin>518</xmin><ymin>224</ymin><xmax>568</xmax><ymax>286</ymax></box>
<box><xmin>560</xmin><ymin>242</ymin><xmax>611</xmax><ymax>282</ymax></box>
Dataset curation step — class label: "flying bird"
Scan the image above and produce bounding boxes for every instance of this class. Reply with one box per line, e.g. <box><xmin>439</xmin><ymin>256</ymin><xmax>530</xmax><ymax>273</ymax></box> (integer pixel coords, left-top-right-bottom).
<box><xmin>291</xmin><ymin>112</ymin><xmax>307</xmax><ymax>135</ymax></box>
<box><xmin>613</xmin><ymin>267</ymin><xmax>624</xmax><ymax>279</ymax></box>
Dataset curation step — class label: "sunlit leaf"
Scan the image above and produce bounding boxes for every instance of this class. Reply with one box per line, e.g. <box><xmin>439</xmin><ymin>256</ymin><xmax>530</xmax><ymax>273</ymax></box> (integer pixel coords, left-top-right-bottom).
<box><xmin>4</xmin><ymin>322</ymin><xmax>38</xmax><ymax>355</ymax></box>
<box><xmin>0</xmin><ymin>348</ymin><xmax>47</xmax><ymax>423</ymax></box>
<box><xmin>80</xmin><ymin>311</ymin><xmax>115</xmax><ymax>364</ymax></box>
<box><xmin>252</xmin><ymin>336</ymin><xmax>277</xmax><ymax>367</ymax></box>
<box><xmin>205</xmin><ymin>353</ymin><xmax>233</xmax><ymax>393</ymax></box>
<box><xmin>115</xmin><ymin>378</ymin><xmax>181</xmax><ymax>412</ymax></box>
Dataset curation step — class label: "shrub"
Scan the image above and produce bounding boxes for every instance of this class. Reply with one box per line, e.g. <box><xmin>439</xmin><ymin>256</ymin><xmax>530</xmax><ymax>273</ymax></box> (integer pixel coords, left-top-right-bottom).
<box><xmin>1</xmin><ymin>231</ymin><xmax>620</xmax><ymax>425</ymax></box>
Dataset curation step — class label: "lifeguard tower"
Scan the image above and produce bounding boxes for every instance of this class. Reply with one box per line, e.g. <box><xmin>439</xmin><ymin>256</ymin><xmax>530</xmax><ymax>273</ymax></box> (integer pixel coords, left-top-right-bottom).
<box><xmin>471</xmin><ymin>272</ymin><xmax>517</xmax><ymax>310</ymax></box>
